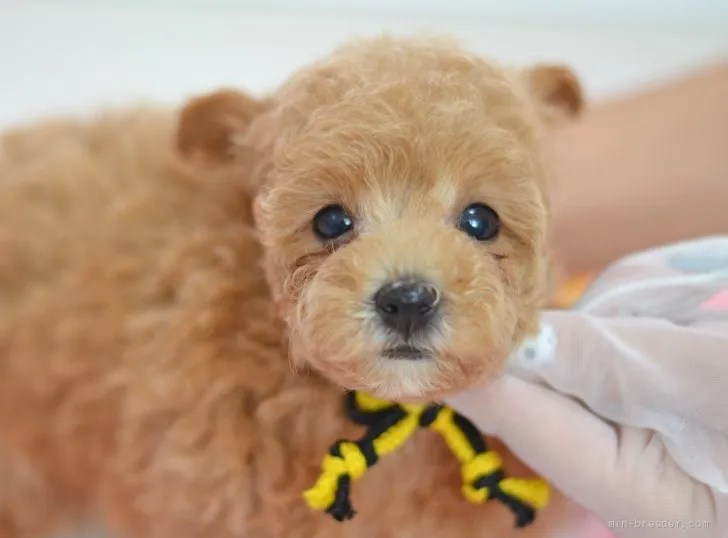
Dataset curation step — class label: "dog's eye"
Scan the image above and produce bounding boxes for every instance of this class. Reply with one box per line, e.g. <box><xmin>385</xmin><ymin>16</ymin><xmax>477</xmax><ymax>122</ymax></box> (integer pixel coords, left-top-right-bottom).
<box><xmin>457</xmin><ymin>203</ymin><xmax>500</xmax><ymax>241</ymax></box>
<box><xmin>312</xmin><ymin>204</ymin><xmax>354</xmax><ymax>241</ymax></box>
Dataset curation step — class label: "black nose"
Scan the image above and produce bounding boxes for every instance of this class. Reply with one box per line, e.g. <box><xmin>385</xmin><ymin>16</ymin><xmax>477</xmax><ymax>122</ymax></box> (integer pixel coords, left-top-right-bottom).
<box><xmin>373</xmin><ymin>279</ymin><xmax>440</xmax><ymax>338</ymax></box>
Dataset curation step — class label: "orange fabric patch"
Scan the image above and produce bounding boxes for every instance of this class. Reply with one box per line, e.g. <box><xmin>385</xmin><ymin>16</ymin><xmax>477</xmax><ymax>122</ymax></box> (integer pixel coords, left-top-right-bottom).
<box><xmin>554</xmin><ymin>273</ymin><xmax>596</xmax><ymax>309</ymax></box>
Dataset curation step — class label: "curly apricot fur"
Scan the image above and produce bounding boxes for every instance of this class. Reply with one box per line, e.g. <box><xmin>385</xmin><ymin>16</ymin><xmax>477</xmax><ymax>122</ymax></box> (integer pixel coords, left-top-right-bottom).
<box><xmin>0</xmin><ymin>35</ymin><xmax>583</xmax><ymax>538</ymax></box>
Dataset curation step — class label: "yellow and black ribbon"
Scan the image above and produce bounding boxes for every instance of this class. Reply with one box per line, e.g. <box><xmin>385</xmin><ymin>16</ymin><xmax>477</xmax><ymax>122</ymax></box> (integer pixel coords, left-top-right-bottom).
<box><xmin>303</xmin><ymin>391</ymin><xmax>549</xmax><ymax>528</ymax></box>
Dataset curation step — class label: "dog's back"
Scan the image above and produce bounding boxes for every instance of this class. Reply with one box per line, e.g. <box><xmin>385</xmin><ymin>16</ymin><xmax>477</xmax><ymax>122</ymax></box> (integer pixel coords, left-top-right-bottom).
<box><xmin>0</xmin><ymin>108</ymin><xmax>270</xmax><ymax>536</ymax></box>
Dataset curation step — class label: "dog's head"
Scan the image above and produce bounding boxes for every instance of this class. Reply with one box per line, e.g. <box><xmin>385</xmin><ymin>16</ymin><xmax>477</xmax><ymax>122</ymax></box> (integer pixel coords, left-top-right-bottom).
<box><xmin>177</xmin><ymin>35</ymin><xmax>583</xmax><ymax>400</ymax></box>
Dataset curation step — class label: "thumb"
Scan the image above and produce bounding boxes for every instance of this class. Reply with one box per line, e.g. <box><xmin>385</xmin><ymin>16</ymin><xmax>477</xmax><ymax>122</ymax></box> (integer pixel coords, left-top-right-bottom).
<box><xmin>446</xmin><ymin>374</ymin><xmax>624</xmax><ymax>520</ymax></box>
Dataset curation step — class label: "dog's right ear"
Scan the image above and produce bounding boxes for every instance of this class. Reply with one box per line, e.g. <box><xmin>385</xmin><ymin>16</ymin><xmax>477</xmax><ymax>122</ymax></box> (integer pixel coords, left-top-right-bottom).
<box><xmin>521</xmin><ymin>64</ymin><xmax>584</xmax><ymax>122</ymax></box>
<box><xmin>176</xmin><ymin>89</ymin><xmax>266</xmax><ymax>166</ymax></box>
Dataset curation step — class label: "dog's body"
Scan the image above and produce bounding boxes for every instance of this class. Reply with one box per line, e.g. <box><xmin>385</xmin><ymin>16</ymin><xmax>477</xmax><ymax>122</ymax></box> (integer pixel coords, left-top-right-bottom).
<box><xmin>0</xmin><ymin>36</ymin><xmax>583</xmax><ymax>537</ymax></box>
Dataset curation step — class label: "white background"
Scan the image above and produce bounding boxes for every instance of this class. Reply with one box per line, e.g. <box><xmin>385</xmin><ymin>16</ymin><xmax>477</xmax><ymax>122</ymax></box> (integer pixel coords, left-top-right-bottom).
<box><xmin>1</xmin><ymin>0</ymin><xmax>727</xmax><ymax>128</ymax></box>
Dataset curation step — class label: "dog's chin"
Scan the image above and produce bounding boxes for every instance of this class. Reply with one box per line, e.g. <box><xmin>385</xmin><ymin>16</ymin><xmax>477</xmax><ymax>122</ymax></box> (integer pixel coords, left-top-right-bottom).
<box><xmin>321</xmin><ymin>354</ymin><xmax>486</xmax><ymax>403</ymax></box>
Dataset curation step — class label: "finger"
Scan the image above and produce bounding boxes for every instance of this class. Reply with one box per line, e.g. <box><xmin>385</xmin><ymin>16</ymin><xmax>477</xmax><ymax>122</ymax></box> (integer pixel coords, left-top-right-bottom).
<box><xmin>447</xmin><ymin>376</ymin><xmax>707</xmax><ymax>527</ymax></box>
<box><xmin>512</xmin><ymin>310</ymin><xmax>728</xmax><ymax>492</ymax></box>
<box><xmin>448</xmin><ymin>376</ymin><xmax>624</xmax><ymax>516</ymax></box>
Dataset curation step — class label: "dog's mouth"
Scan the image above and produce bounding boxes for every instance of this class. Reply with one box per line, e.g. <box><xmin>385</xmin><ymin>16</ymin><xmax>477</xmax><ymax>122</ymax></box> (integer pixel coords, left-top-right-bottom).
<box><xmin>381</xmin><ymin>345</ymin><xmax>431</xmax><ymax>361</ymax></box>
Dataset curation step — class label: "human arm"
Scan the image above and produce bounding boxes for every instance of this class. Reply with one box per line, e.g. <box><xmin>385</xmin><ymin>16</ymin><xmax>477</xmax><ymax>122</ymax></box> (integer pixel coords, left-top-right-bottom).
<box><xmin>547</xmin><ymin>62</ymin><xmax>728</xmax><ymax>274</ymax></box>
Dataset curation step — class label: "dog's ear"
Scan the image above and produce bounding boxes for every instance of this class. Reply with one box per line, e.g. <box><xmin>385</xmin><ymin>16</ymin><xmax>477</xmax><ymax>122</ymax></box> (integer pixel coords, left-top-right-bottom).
<box><xmin>176</xmin><ymin>88</ymin><xmax>267</xmax><ymax>165</ymax></box>
<box><xmin>521</xmin><ymin>64</ymin><xmax>584</xmax><ymax>120</ymax></box>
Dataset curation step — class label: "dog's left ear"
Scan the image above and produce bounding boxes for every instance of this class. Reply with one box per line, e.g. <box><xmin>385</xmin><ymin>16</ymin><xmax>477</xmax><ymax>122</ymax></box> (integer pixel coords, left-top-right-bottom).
<box><xmin>176</xmin><ymin>88</ymin><xmax>268</xmax><ymax>165</ymax></box>
<box><xmin>521</xmin><ymin>64</ymin><xmax>584</xmax><ymax>120</ymax></box>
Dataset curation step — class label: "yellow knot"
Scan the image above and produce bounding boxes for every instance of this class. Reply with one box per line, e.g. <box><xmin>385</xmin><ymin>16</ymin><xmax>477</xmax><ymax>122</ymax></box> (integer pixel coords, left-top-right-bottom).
<box><xmin>460</xmin><ymin>451</ymin><xmax>503</xmax><ymax>503</ymax></box>
<box><xmin>462</xmin><ymin>451</ymin><xmax>503</xmax><ymax>484</ymax></box>
<box><xmin>303</xmin><ymin>441</ymin><xmax>367</xmax><ymax>511</ymax></box>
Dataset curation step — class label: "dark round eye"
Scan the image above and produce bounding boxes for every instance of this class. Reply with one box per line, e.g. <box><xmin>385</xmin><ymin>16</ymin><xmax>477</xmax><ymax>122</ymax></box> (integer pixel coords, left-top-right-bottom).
<box><xmin>312</xmin><ymin>204</ymin><xmax>354</xmax><ymax>241</ymax></box>
<box><xmin>457</xmin><ymin>203</ymin><xmax>501</xmax><ymax>241</ymax></box>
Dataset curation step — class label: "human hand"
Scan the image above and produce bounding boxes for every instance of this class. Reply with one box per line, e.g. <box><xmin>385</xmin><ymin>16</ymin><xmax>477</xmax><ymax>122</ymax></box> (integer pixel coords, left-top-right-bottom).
<box><xmin>447</xmin><ymin>237</ymin><xmax>728</xmax><ymax>537</ymax></box>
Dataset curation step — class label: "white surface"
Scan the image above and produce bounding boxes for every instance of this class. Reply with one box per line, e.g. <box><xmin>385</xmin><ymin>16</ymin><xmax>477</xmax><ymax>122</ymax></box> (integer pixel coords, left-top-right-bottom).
<box><xmin>1</xmin><ymin>2</ymin><xmax>727</xmax><ymax>128</ymax></box>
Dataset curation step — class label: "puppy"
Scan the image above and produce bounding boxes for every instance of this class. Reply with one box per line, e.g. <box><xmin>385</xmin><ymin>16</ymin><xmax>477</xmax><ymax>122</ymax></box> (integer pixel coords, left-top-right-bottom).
<box><xmin>0</xmin><ymin>35</ymin><xmax>583</xmax><ymax>538</ymax></box>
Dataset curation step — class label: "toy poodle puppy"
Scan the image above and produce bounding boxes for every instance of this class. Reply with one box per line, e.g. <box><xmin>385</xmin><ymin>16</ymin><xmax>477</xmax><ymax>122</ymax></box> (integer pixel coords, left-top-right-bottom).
<box><xmin>0</xmin><ymin>34</ymin><xmax>583</xmax><ymax>538</ymax></box>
